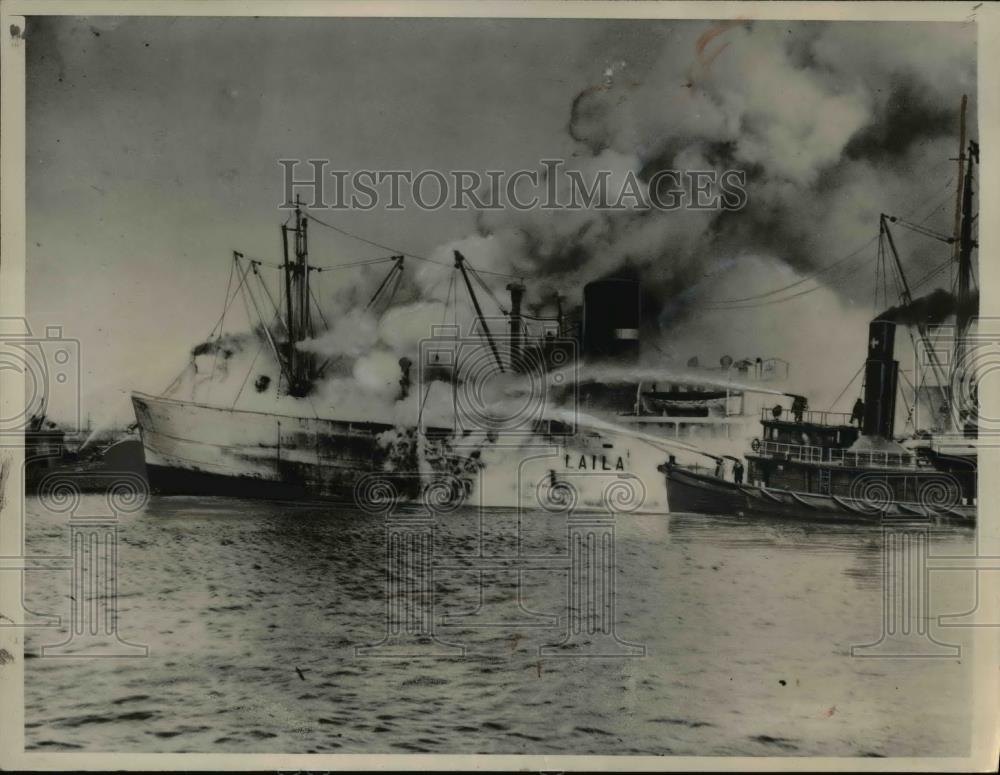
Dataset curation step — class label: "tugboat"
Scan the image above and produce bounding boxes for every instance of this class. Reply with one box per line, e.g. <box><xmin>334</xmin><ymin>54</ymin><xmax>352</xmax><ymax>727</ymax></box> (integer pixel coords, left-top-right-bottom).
<box><xmin>659</xmin><ymin>137</ymin><xmax>981</xmax><ymax>526</ymax></box>
<box><xmin>25</xmin><ymin>413</ymin><xmax>146</xmax><ymax>495</ymax></box>
<box><xmin>24</xmin><ymin>413</ymin><xmax>67</xmax><ymax>492</ymax></box>
<box><xmin>659</xmin><ymin>318</ymin><xmax>975</xmax><ymax>524</ymax></box>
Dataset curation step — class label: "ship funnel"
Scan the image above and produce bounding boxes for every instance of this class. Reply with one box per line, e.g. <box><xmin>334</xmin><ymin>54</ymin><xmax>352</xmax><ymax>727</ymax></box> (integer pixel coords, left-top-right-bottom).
<box><xmin>582</xmin><ymin>273</ymin><xmax>640</xmax><ymax>362</ymax></box>
<box><xmin>506</xmin><ymin>281</ymin><xmax>525</xmax><ymax>372</ymax></box>
<box><xmin>862</xmin><ymin>319</ymin><xmax>899</xmax><ymax>438</ymax></box>
<box><xmin>398</xmin><ymin>356</ymin><xmax>412</xmax><ymax>400</ymax></box>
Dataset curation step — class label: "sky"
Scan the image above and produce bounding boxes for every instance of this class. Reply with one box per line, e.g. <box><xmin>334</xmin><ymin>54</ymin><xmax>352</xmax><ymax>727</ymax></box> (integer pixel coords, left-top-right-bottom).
<box><xmin>25</xmin><ymin>16</ymin><xmax>977</xmax><ymax>426</ymax></box>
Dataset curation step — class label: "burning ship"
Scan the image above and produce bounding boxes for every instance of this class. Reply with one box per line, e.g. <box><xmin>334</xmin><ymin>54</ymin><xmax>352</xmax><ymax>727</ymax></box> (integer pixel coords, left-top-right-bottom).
<box><xmin>131</xmin><ymin>200</ymin><xmax>680</xmax><ymax>512</ymax></box>
<box><xmin>660</xmin><ymin>140</ymin><xmax>981</xmax><ymax>525</ymax></box>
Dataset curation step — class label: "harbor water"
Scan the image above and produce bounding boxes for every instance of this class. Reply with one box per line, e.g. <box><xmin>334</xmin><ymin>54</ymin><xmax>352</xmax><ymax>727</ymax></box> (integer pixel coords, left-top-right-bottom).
<box><xmin>23</xmin><ymin>494</ymin><xmax>978</xmax><ymax>756</ymax></box>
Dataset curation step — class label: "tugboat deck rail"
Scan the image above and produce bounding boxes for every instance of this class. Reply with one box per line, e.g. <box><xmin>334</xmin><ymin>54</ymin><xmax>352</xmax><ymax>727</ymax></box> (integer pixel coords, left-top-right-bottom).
<box><xmin>751</xmin><ymin>439</ymin><xmax>917</xmax><ymax>469</ymax></box>
<box><xmin>759</xmin><ymin>408</ymin><xmax>854</xmax><ymax>426</ymax></box>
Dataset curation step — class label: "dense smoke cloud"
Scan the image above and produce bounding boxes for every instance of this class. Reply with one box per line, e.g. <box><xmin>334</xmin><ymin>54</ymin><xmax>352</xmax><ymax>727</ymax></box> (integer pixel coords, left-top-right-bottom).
<box><xmin>25</xmin><ymin>18</ymin><xmax>977</xmax><ymax>426</ymax></box>
<box><xmin>268</xmin><ymin>21</ymin><xmax>976</xmax><ymax>420</ymax></box>
<box><xmin>877</xmin><ymin>287</ymin><xmax>980</xmax><ymax>326</ymax></box>
<box><xmin>423</xmin><ymin>22</ymin><xmax>974</xmax><ymax>350</ymax></box>
<box><xmin>375</xmin><ymin>20</ymin><xmax>973</xmax><ymax>411</ymax></box>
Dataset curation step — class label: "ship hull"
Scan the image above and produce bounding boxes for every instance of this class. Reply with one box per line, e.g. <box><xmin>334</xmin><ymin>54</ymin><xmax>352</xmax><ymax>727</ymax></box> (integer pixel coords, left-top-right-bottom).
<box><xmin>132</xmin><ymin>391</ymin><xmax>414</xmax><ymax>502</ymax></box>
<box><xmin>660</xmin><ymin>463</ymin><xmax>975</xmax><ymax>525</ymax></box>
<box><xmin>132</xmin><ymin>392</ymin><xmax>670</xmax><ymax>513</ymax></box>
<box><xmin>143</xmin><ymin>463</ymin><xmax>336</xmax><ymax>500</ymax></box>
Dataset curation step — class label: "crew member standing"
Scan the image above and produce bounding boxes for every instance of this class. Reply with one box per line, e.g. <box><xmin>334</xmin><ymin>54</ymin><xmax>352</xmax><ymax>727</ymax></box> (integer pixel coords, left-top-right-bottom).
<box><xmin>851</xmin><ymin>397</ymin><xmax>865</xmax><ymax>427</ymax></box>
<box><xmin>733</xmin><ymin>460</ymin><xmax>744</xmax><ymax>485</ymax></box>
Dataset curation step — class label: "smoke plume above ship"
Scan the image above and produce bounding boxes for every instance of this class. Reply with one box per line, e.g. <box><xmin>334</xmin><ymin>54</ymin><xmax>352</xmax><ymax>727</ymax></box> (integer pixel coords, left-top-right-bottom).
<box><xmin>876</xmin><ymin>288</ymin><xmax>980</xmax><ymax>326</ymax></box>
<box><xmin>184</xmin><ymin>21</ymin><xmax>976</xmax><ymax>417</ymax></box>
<box><xmin>407</xmin><ymin>21</ymin><xmax>976</xmax><ymax>404</ymax></box>
<box><xmin>445</xmin><ymin>22</ymin><xmax>975</xmax><ymax>316</ymax></box>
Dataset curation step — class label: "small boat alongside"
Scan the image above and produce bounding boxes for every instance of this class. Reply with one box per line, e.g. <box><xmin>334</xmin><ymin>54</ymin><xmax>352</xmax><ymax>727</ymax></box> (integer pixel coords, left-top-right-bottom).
<box><xmin>660</xmin><ymin>137</ymin><xmax>981</xmax><ymax>527</ymax></box>
<box><xmin>659</xmin><ymin>458</ymin><xmax>975</xmax><ymax>525</ymax></box>
<box><xmin>658</xmin><ymin>317</ymin><xmax>977</xmax><ymax>526</ymax></box>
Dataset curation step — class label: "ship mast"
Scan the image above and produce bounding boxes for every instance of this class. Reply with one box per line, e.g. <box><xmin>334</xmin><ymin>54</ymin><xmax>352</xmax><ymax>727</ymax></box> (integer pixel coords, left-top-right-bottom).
<box><xmin>878</xmin><ymin>98</ymin><xmax>978</xmax><ymax>435</ymax></box>
<box><xmin>879</xmin><ymin>214</ymin><xmax>950</xmax><ymax>394</ymax></box>
<box><xmin>949</xmin><ymin>95</ymin><xmax>968</xmax><ymax>291</ymax></box>
<box><xmin>951</xmin><ymin>138</ymin><xmax>979</xmax><ymax>433</ymax></box>
<box><xmin>947</xmin><ymin>95</ymin><xmax>978</xmax><ymax>433</ymax></box>
<box><xmin>213</xmin><ymin>209</ymin><xmax>522</xmax><ymax>409</ymax></box>
<box><xmin>954</xmin><ymin>139</ymin><xmax>978</xmax><ymax>347</ymax></box>
<box><xmin>454</xmin><ymin>250</ymin><xmax>505</xmax><ymax>372</ymax></box>
<box><xmin>281</xmin><ymin>195</ymin><xmax>318</xmax><ymax>396</ymax></box>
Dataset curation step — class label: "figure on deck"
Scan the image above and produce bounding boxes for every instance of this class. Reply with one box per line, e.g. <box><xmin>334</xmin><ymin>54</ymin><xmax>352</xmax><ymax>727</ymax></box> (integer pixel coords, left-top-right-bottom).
<box><xmin>851</xmin><ymin>397</ymin><xmax>865</xmax><ymax>427</ymax></box>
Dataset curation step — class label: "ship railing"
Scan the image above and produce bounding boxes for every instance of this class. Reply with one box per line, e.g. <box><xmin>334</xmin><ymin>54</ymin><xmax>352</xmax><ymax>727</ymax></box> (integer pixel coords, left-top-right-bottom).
<box><xmin>752</xmin><ymin>439</ymin><xmax>912</xmax><ymax>469</ymax></box>
<box><xmin>759</xmin><ymin>408</ymin><xmax>854</xmax><ymax>426</ymax></box>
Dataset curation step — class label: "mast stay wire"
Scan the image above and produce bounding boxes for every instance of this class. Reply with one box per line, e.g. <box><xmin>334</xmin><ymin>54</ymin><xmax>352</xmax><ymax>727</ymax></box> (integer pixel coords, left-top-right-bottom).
<box><xmin>232</xmin><ymin>336</ymin><xmax>267</xmax><ymax>409</ymax></box>
<box><xmin>207</xmin><ymin>257</ymin><xmax>243</xmax><ymax>390</ymax></box>
<box><xmin>250</xmin><ymin>259</ymin><xmax>289</xmax><ymax>335</ymax></box>
<box><xmin>241</xmin><ymin>253</ymin><xmax>399</xmax><ymax>272</ymax></box>
<box><xmin>466</xmin><ymin>263</ymin><xmax>510</xmax><ymax>316</ymax></box>
<box><xmin>707</xmin><ymin>175</ymin><xmax>961</xmax><ymax>309</ymax></box>
<box><xmin>230</xmin><ymin>309</ymin><xmax>321</xmax><ymax>419</ymax></box>
<box><xmin>706</xmin><ymin>235</ymin><xmax>877</xmax><ymax>308</ymax></box>
<box><xmin>206</xmin><ymin>260</ymin><xmax>252</xmax><ymax>342</ymax></box>
<box><xmin>826</xmin><ymin>362</ymin><xmax>865</xmax><ymax>413</ymax></box>
<box><xmin>304</xmin><ymin>210</ymin><xmax>525</xmax><ymax>281</ymax></box>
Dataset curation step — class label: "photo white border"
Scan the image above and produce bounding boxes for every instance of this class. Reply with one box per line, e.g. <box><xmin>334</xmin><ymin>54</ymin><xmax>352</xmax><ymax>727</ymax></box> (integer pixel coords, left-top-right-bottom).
<box><xmin>1</xmin><ymin>1</ymin><xmax>997</xmax><ymax>771</ymax></box>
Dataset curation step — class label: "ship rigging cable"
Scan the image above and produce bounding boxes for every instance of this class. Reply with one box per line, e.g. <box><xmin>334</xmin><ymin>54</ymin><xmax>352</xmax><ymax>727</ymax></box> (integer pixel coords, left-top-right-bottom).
<box><xmin>240</xmin><ymin>253</ymin><xmax>399</xmax><ymax>272</ymax></box>
<box><xmin>826</xmin><ymin>362</ymin><xmax>865</xmax><ymax>413</ymax></box>
<box><xmin>879</xmin><ymin>214</ymin><xmax>951</xmax><ymax>391</ymax></box>
<box><xmin>704</xmin><ymin>235</ymin><xmax>877</xmax><ymax>307</ymax></box>
<box><xmin>705</xmin><ymin>176</ymin><xmax>958</xmax><ymax>309</ymax></box>
<box><xmin>232</xmin><ymin>335</ymin><xmax>267</xmax><ymax>409</ymax></box>
<box><xmin>303</xmin><ymin>210</ymin><xmax>526</xmax><ymax>281</ymax></box>
<box><xmin>250</xmin><ymin>258</ymin><xmax>290</xmax><ymax>335</ymax></box>
<box><xmin>909</xmin><ymin>257</ymin><xmax>953</xmax><ymax>292</ymax></box>
<box><xmin>161</xmin><ymin>258</ymin><xmax>254</xmax><ymax>398</ymax></box>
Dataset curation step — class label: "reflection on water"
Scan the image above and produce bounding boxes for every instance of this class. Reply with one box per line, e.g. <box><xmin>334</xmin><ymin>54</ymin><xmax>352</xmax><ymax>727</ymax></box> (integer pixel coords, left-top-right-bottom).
<box><xmin>23</xmin><ymin>496</ymin><xmax>977</xmax><ymax>755</ymax></box>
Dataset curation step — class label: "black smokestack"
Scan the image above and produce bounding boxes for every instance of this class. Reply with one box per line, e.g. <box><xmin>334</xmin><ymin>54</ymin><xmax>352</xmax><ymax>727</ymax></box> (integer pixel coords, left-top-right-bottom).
<box><xmin>862</xmin><ymin>319</ymin><xmax>898</xmax><ymax>438</ymax></box>
<box><xmin>398</xmin><ymin>356</ymin><xmax>412</xmax><ymax>400</ymax></box>
<box><xmin>506</xmin><ymin>281</ymin><xmax>525</xmax><ymax>372</ymax></box>
<box><xmin>876</xmin><ymin>288</ymin><xmax>979</xmax><ymax>326</ymax></box>
<box><xmin>582</xmin><ymin>269</ymin><xmax>640</xmax><ymax>362</ymax></box>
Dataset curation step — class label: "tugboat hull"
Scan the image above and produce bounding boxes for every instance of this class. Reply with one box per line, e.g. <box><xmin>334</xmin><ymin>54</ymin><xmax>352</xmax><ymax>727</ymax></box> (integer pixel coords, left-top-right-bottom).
<box><xmin>660</xmin><ymin>463</ymin><xmax>975</xmax><ymax>525</ymax></box>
